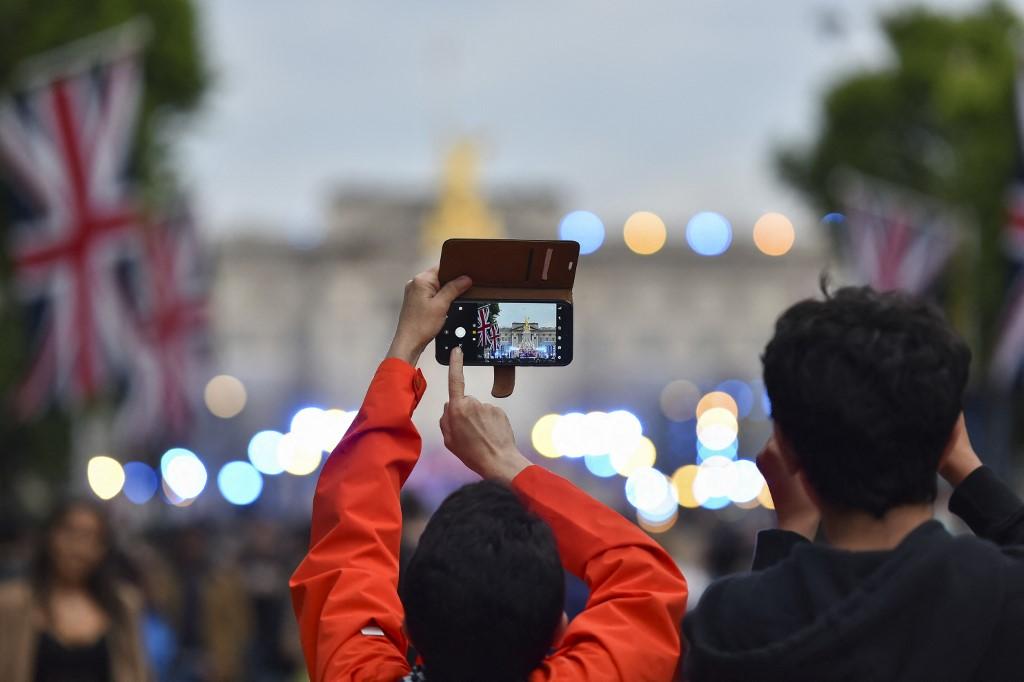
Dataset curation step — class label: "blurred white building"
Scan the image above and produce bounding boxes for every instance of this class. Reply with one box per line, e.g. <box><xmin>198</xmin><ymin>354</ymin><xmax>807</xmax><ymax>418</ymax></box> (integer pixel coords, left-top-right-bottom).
<box><xmin>209</xmin><ymin>145</ymin><xmax>828</xmax><ymax>511</ymax></box>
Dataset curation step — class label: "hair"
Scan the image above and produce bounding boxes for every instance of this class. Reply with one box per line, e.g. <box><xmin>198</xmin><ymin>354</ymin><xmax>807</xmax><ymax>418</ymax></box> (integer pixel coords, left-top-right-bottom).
<box><xmin>30</xmin><ymin>499</ymin><xmax>127</xmax><ymax>624</ymax></box>
<box><xmin>399</xmin><ymin>480</ymin><xmax>565</xmax><ymax>682</ymax></box>
<box><xmin>762</xmin><ymin>284</ymin><xmax>971</xmax><ymax>518</ymax></box>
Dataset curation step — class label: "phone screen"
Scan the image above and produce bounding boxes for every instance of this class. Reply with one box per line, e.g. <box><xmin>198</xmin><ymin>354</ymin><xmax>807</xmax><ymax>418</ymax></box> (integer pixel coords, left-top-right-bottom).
<box><xmin>436</xmin><ymin>300</ymin><xmax>572</xmax><ymax>366</ymax></box>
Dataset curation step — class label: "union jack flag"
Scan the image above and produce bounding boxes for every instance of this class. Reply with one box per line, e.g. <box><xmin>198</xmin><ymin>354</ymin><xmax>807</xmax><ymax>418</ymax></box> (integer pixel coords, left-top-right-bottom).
<box><xmin>115</xmin><ymin>202</ymin><xmax>209</xmax><ymax>443</ymax></box>
<box><xmin>477</xmin><ymin>305</ymin><xmax>498</xmax><ymax>353</ymax></box>
<box><xmin>988</xmin><ymin>58</ymin><xmax>1024</xmax><ymax>389</ymax></box>
<box><xmin>835</xmin><ymin>171</ymin><xmax>961</xmax><ymax>296</ymax></box>
<box><xmin>0</xmin><ymin>39</ymin><xmax>145</xmax><ymax>415</ymax></box>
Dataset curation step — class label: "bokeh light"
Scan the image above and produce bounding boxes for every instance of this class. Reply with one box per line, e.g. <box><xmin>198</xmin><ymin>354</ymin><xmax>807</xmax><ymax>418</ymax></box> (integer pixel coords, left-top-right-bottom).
<box><xmin>122</xmin><ymin>462</ymin><xmax>159</xmax><ymax>504</ymax></box>
<box><xmin>696</xmin><ymin>391</ymin><xmax>738</xmax><ymax>419</ymax></box>
<box><xmin>637</xmin><ymin>478</ymin><xmax>680</xmax><ymax>522</ymax></box>
<box><xmin>686</xmin><ymin>212</ymin><xmax>732</xmax><ymax>256</ymax></box>
<box><xmin>610</xmin><ymin>436</ymin><xmax>657</xmax><ymax>477</ymax></box>
<box><xmin>623</xmin><ymin>211</ymin><xmax>667</xmax><ymax>255</ymax></box>
<box><xmin>559</xmin><ymin>210</ymin><xmax>605</xmax><ymax>255</ymax></box>
<box><xmin>758</xmin><ymin>484</ymin><xmax>775</xmax><ymax>510</ymax></box>
<box><xmin>821</xmin><ymin>212</ymin><xmax>846</xmax><ymax>226</ymax></box>
<box><xmin>584</xmin><ymin>454</ymin><xmax>618</xmax><ymax>478</ymax></box>
<box><xmin>161</xmin><ymin>478</ymin><xmax>190</xmax><ymax>507</ymax></box>
<box><xmin>320</xmin><ymin>409</ymin><xmax>355</xmax><ymax>452</ymax></box>
<box><xmin>87</xmin><ymin>456</ymin><xmax>125</xmax><ymax>500</ymax></box>
<box><xmin>637</xmin><ymin>509</ymin><xmax>678</xmax><ymax>534</ymax></box>
<box><xmin>290</xmin><ymin>406</ymin><xmax>325</xmax><ymax>446</ymax></box>
<box><xmin>625</xmin><ymin>467</ymin><xmax>673</xmax><ymax>514</ymax></box>
<box><xmin>277</xmin><ymin>432</ymin><xmax>323</xmax><ymax>475</ymax></box>
<box><xmin>248</xmin><ymin>430</ymin><xmax>285</xmax><ymax>475</ymax></box>
<box><xmin>552</xmin><ymin>412</ymin><xmax>587</xmax><ymax>458</ymax></box>
<box><xmin>204</xmin><ymin>374</ymin><xmax>247</xmax><ymax>418</ymax></box>
<box><xmin>659</xmin><ymin>379</ymin><xmax>701</xmax><ymax>422</ymax></box>
<box><xmin>752</xmin><ymin>212</ymin><xmax>795</xmax><ymax>256</ymax></box>
<box><xmin>582</xmin><ymin>411</ymin><xmax>612</xmax><ymax>456</ymax></box>
<box><xmin>714</xmin><ymin>380</ymin><xmax>754</xmax><ymax>419</ymax></box>
<box><xmin>217</xmin><ymin>461</ymin><xmax>264</xmax><ymax>505</ymax></box>
<box><xmin>697</xmin><ymin>441</ymin><xmax>739</xmax><ymax>463</ymax></box>
<box><xmin>671</xmin><ymin>465</ymin><xmax>700</xmax><ymax>508</ymax></box>
<box><xmin>161</xmin><ymin>449</ymin><xmax>208</xmax><ymax>500</ymax></box>
<box><xmin>729</xmin><ymin>459</ymin><xmax>766</xmax><ymax>503</ymax></box>
<box><xmin>696</xmin><ymin>407</ymin><xmax>739</xmax><ymax>450</ymax></box>
<box><xmin>606</xmin><ymin>409</ymin><xmax>643</xmax><ymax>455</ymax></box>
<box><xmin>531</xmin><ymin>413</ymin><xmax>562</xmax><ymax>458</ymax></box>
<box><xmin>693</xmin><ymin>455</ymin><xmax>738</xmax><ymax>508</ymax></box>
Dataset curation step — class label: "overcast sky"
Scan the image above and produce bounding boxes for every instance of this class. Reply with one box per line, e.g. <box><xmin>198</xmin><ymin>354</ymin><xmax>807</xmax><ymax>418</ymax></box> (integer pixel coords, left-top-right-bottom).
<box><xmin>178</xmin><ymin>0</ymin><xmax>1012</xmax><ymax>243</ymax></box>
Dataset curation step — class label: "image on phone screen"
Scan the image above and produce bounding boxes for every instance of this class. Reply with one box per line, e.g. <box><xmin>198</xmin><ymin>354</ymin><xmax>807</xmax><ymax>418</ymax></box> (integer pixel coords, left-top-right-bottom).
<box><xmin>436</xmin><ymin>299</ymin><xmax>572</xmax><ymax>366</ymax></box>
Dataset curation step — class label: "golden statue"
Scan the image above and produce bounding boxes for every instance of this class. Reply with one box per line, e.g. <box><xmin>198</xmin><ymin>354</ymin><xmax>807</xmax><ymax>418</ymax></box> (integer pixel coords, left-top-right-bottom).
<box><xmin>422</xmin><ymin>141</ymin><xmax>504</xmax><ymax>253</ymax></box>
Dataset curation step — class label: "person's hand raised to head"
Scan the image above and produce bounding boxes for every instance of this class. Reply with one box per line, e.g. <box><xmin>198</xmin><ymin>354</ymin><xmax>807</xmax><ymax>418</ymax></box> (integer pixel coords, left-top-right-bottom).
<box><xmin>386</xmin><ymin>267</ymin><xmax>472</xmax><ymax>367</ymax></box>
<box><xmin>757</xmin><ymin>435</ymin><xmax>821</xmax><ymax>540</ymax></box>
<box><xmin>938</xmin><ymin>413</ymin><xmax>983</xmax><ymax>488</ymax></box>
<box><xmin>439</xmin><ymin>347</ymin><xmax>532</xmax><ymax>483</ymax></box>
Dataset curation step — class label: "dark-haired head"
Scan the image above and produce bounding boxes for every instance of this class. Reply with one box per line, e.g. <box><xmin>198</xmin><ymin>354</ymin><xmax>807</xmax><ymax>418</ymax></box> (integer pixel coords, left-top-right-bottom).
<box><xmin>762</xmin><ymin>285</ymin><xmax>970</xmax><ymax>518</ymax></box>
<box><xmin>31</xmin><ymin>499</ymin><xmax>126</xmax><ymax>623</ymax></box>
<box><xmin>400</xmin><ymin>480</ymin><xmax>564</xmax><ymax>682</ymax></box>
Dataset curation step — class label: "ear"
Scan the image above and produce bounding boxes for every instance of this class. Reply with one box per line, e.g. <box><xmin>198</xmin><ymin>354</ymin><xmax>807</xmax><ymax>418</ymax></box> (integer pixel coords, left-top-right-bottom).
<box><xmin>771</xmin><ymin>424</ymin><xmax>802</xmax><ymax>476</ymax></box>
<box><xmin>773</xmin><ymin>423</ymin><xmax>825</xmax><ymax>510</ymax></box>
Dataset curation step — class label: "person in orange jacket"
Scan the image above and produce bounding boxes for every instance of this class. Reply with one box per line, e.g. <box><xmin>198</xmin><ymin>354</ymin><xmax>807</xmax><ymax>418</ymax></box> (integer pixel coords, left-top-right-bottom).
<box><xmin>290</xmin><ymin>267</ymin><xmax>688</xmax><ymax>682</ymax></box>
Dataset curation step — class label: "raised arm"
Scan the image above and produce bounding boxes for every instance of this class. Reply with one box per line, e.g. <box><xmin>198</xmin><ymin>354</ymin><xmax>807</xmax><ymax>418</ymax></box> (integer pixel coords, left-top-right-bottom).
<box><xmin>289</xmin><ymin>269</ymin><xmax>470</xmax><ymax>682</ymax></box>
<box><xmin>439</xmin><ymin>351</ymin><xmax>688</xmax><ymax>681</ymax></box>
<box><xmin>747</xmin><ymin>435</ymin><xmax>820</xmax><ymax>570</ymax></box>
<box><xmin>940</xmin><ymin>414</ymin><xmax>1024</xmax><ymax>546</ymax></box>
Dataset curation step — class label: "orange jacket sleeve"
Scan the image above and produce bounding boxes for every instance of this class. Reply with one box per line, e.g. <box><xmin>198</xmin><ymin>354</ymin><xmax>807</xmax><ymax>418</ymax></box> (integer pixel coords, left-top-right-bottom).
<box><xmin>289</xmin><ymin>359</ymin><xmax>423</xmax><ymax>682</ymax></box>
<box><xmin>514</xmin><ymin>465</ymin><xmax>689</xmax><ymax>682</ymax></box>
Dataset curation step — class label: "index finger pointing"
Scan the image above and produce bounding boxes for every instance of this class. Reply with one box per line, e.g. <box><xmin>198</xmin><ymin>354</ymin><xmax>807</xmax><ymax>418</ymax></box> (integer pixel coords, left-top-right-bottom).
<box><xmin>448</xmin><ymin>346</ymin><xmax>465</xmax><ymax>399</ymax></box>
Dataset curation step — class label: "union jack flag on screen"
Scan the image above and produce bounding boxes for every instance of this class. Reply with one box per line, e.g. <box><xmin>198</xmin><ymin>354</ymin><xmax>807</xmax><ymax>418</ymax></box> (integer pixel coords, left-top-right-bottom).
<box><xmin>0</xmin><ymin>29</ymin><xmax>146</xmax><ymax>415</ymax></box>
<box><xmin>835</xmin><ymin>171</ymin><xmax>961</xmax><ymax>296</ymax></box>
<box><xmin>477</xmin><ymin>305</ymin><xmax>498</xmax><ymax>353</ymax></box>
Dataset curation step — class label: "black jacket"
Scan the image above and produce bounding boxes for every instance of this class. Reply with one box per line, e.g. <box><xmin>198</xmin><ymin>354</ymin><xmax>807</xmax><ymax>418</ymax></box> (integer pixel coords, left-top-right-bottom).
<box><xmin>683</xmin><ymin>467</ymin><xmax>1024</xmax><ymax>681</ymax></box>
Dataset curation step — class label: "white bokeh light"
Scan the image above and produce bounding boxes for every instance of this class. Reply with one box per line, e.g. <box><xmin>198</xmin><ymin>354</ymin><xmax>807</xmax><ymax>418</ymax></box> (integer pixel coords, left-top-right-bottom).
<box><xmin>552</xmin><ymin>412</ymin><xmax>587</xmax><ymax>458</ymax></box>
<box><xmin>625</xmin><ymin>467</ymin><xmax>673</xmax><ymax>515</ymax></box>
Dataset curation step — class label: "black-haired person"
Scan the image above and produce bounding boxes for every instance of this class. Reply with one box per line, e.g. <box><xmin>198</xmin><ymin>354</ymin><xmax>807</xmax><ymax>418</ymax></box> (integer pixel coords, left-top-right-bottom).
<box><xmin>684</xmin><ymin>286</ymin><xmax>1024</xmax><ymax>681</ymax></box>
<box><xmin>0</xmin><ymin>500</ymin><xmax>149</xmax><ymax>682</ymax></box>
<box><xmin>290</xmin><ymin>267</ymin><xmax>688</xmax><ymax>682</ymax></box>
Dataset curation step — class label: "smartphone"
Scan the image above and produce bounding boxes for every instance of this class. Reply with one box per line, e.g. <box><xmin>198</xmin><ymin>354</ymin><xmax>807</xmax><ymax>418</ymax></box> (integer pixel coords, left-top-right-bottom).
<box><xmin>435</xmin><ymin>299</ymin><xmax>572</xmax><ymax>366</ymax></box>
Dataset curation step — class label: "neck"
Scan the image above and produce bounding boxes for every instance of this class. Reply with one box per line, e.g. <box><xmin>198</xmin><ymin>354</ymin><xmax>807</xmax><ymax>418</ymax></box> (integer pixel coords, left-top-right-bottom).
<box><xmin>820</xmin><ymin>504</ymin><xmax>933</xmax><ymax>551</ymax></box>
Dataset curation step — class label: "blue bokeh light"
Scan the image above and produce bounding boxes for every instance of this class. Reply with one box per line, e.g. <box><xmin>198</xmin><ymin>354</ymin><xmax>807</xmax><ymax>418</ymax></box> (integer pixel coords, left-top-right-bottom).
<box><xmin>584</xmin><ymin>453</ymin><xmax>618</xmax><ymax>478</ymax></box>
<box><xmin>123</xmin><ymin>462</ymin><xmax>158</xmax><ymax>505</ymax></box>
<box><xmin>686</xmin><ymin>212</ymin><xmax>733</xmax><ymax>256</ymax></box>
<box><xmin>700</xmin><ymin>495</ymin><xmax>732</xmax><ymax>510</ymax></box>
<box><xmin>217</xmin><ymin>461</ymin><xmax>264</xmax><ymax>506</ymax></box>
<box><xmin>715</xmin><ymin>380</ymin><xmax>755</xmax><ymax>418</ymax></box>
<box><xmin>697</xmin><ymin>441</ymin><xmax>739</xmax><ymax>463</ymax></box>
<box><xmin>822</xmin><ymin>212</ymin><xmax>846</xmax><ymax>225</ymax></box>
<box><xmin>248</xmin><ymin>430</ymin><xmax>285</xmax><ymax>475</ymax></box>
<box><xmin>559</xmin><ymin>210</ymin><xmax>605</xmax><ymax>255</ymax></box>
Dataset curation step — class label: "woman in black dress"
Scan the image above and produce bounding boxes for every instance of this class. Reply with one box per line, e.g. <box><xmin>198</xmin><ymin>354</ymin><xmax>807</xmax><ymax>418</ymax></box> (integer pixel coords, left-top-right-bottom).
<box><xmin>0</xmin><ymin>500</ymin><xmax>149</xmax><ymax>682</ymax></box>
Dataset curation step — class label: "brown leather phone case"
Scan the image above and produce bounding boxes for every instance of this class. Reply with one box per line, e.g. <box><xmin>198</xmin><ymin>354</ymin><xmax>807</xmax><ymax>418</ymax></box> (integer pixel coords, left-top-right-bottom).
<box><xmin>437</xmin><ymin>239</ymin><xmax>580</xmax><ymax>397</ymax></box>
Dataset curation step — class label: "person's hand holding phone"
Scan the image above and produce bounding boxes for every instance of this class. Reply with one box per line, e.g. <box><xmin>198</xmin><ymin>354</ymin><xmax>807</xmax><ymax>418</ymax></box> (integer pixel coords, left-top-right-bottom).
<box><xmin>440</xmin><ymin>347</ymin><xmax>532</xmax><ymax>483</ymax></box>
<box><xmin>387</xmin><ymin>267</ymin><xmax>472</xmax><ymax>367</ymax></box>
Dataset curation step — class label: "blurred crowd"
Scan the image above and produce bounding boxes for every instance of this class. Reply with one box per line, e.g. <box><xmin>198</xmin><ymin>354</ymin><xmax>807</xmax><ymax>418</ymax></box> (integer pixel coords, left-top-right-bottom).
<box><xmin>0</xmin><ymin>488</ymin><xmax>761</xmax><ymax>681</ymax></box>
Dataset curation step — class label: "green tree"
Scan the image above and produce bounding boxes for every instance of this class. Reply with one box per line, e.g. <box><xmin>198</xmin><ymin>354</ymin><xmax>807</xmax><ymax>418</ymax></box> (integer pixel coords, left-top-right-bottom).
<box><xmin>778</xmin><ymin>2</ymin><xmax>1020</xmax><ymax>367</ymax></box>
<box><xmin>0</xmin><ymin>1</ymin><xmax>208</xmax><ymax>498</ymax></box>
